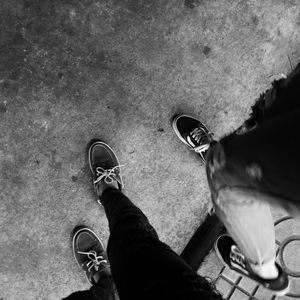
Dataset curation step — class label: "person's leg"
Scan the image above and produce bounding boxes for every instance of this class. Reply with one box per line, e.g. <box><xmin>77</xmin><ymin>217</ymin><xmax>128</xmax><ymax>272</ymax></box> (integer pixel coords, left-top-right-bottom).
<box><xmin>207</xmin><ymin>65</ymin><xmax>300</xmax><ymax>273</ymax></box>
<box><xmin>102</xmin><ymin>188</ymin><xmax>222</xmax><ymax>300</ymax></box>
<box><xmin>235</xmin><ymin>62</ymin><xmax>300</xmax><ymax>134</ymax></box>
<box><xmin>206</xmin><ymin>143</ymin><xmax>277</xmax><ymax>273</ymax></box>
<box><xmin>63</xmin><ymin>275</ymin><xmax>114</xmax><ymax>300</ymax></box>
<box><xmin>172</xmin><ymin>114</ymin><xmax>277</xmax><ymax>270</ymax></box>
<box><xmin>64</xmin><ymin>279</ymin><xmax>115</xmax><ymax>300</ymax></box>
<box><xmin>205</xmin><ymin>109</ymin><xmax>300</xmax><ymax>294</ymax></box>
<box><xmin>171</xmin><ymin>114</ymin><xmax>289</xmax><ymax>294</ymax></box>
<box><xmin>63</xmin><ymin>290</ymin><xmax>97</xmax><ymax>300</ymax></box>
<box><xmin>89</xmin><ymin>140</ymin><xmax>223</xmax><ymax>300</ymax></box>
<box><xmin>211</xmin><ymin>186</ymin><xmax>277</xmax><ymax>276</ymax></box>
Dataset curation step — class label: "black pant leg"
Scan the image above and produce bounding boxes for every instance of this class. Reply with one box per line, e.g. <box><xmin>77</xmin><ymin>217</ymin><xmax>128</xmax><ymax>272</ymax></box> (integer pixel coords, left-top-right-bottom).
<box><xmin>63</xmin><ymin>290</ymin><xmax>97</xmax><ymax>300</ymax></box>
<box><xmin>101</xmin><ymin>188</ymin><xmax>222</xmax><ymax>300</ymax></box>
<box><xmin>209</xmin><ymin>107</ymin><xmax>300</xmax><ymax>211</ymax></box>
<box><xmin>63</xmin><ymin>273</ymin><xmax>115</xmax><ymax>300</ymax></box>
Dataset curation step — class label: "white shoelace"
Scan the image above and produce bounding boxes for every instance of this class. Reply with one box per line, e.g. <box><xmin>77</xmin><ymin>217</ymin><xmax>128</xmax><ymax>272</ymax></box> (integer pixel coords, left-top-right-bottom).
<box><xmin>189</xmin><ymin>128</ymin><xmax>211</xmax><ymax>154</ymax></box>
<box><xmin>230</xmin><ymin>245</ymin><xmax>247</xmax><ymax>269</ymax></box>
<box><xmin>78</xmin><ymin>250</ymin><xmax>107</xmax><ymax>272</ymax></box>
<box><xmin>93</xmin><ymin>165</ymin><xmax>123</xmax><ymax>186</ymax></box>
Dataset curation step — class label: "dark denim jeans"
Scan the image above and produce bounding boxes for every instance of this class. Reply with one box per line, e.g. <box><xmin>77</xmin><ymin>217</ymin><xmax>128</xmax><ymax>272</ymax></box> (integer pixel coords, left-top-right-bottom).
<box><xmin>206</xmin><ymin>63</ymin><xmax>300</xmax><ymax>266</ymax></box>
<box><xmin>64</xmin><ymin>188</ymin><xmax>222</xmax><ymax>300</ymax></box>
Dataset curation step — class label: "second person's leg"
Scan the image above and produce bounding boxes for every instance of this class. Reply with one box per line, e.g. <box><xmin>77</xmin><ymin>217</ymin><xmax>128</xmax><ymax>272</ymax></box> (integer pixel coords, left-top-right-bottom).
<box><xmin>206</xmin><ymin>143</ymin><xmax>277</xmax><ymax>274</ymax></box>
<box><xmin>172</xmin><ymin>114</ymin><xmax>289</xmax><ymax>295</ymax></box>
<box><xmin>206</xmin><ymin>126</ymin><xmax>291</xmax><ymax>294</ymax></box>
<box><xmin>103</xmin><ymin>187</ymin><xmax>222</xmax><ymax>300</ymax></box>
<box><xmin>89</xmin><ymin>140</ymin><xmax>223</xmax><ymax>300</ymax></box>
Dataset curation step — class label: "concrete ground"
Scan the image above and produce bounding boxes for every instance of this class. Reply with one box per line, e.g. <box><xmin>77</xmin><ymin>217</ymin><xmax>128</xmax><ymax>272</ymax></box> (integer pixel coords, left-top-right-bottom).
<box><xmin>0</xmin><ymin>1</ymin><xmax>299</xmax><ymax>299</ymax></box>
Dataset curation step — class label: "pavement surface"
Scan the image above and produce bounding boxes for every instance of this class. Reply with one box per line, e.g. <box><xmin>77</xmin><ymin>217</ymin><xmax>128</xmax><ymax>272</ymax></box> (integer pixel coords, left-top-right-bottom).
<box><xmin>0</xmin><ymin>1</ymin><xmax>299</xmax><ymax>299</ymax></box>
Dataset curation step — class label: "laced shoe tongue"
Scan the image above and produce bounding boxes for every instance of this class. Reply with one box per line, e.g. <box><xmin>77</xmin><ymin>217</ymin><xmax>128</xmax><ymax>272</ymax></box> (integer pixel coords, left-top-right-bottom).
<box><xmin>186</xmin><ymin>134</ymin><xmax>197</xmax><ymax>147</ymax></box>
<box><xmin>230</xmin><ymin>245</ymin><xmax>249</xmax><ymax>273</ymax></box>
<box><xmin>94</xmin><ymin>166</ymin><xmax>121</xmax><ymax>185</ymax></box>
<box><xmin>186</xmin><ymin>128</ymin><xmax>210</xmax><ymax>148</ymax></box>
<box><xmin>80</xmin><ymin>250</ymin><xmax>107</xmax><ymax>273</ymax></box>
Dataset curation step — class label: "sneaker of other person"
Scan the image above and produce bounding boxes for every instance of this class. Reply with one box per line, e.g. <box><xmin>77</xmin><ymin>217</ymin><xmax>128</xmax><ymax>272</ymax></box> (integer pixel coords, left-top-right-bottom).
<box><xmin>88</xmin><ymin>140</ymin><xmax>124</xmax><ymax>203</ymax></box>
<box><xmin>172</xmin><ymin>114</ymin><xmax>215</xmax><ymax>163</ymax></box>
<box><xmin>215</xmin><ymin>234</ymin><xmax>290</xmax><ymax>296</ymax></box>
<box><xmin>72</xmin><ymin>226</ymin><xmax>111</xmax><ymax>285</ymax></box>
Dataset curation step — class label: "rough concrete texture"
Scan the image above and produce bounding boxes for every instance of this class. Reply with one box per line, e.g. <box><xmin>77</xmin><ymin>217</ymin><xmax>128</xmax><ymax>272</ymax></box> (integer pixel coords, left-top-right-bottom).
<box><xmin>0</xmin><ymin>0</ymin><xmax>299</xmax><ymax>299</ymax></box>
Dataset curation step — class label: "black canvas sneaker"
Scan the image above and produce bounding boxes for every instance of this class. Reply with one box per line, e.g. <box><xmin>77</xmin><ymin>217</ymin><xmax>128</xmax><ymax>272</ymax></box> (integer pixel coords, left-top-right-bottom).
<box><xmin>172</xmin><ymin>114</ymin><xmax>214</xmax><ymax>163</ymax></box>
<box><xmin>88</xmin><ymin>140</ymin><xmax>124</xmax><ymax>203</ymax></box>
<box><xmin>215</xmin><ymin>234</ymin><xmax>290</xmax><ymax>296</ymax></box>
<box><xmin>72</xmin><ymin>226</ymin><xmax>111</xmax><ymax>285</ymax></box>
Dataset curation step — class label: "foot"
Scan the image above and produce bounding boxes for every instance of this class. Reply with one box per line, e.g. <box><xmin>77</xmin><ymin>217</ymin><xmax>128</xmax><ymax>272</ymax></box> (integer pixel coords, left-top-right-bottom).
<box><xmin>88</xmin><ymin>140</ymin><xmax>124</xmax><ymax>203</ymax></box>
<box><xmin>72</xmin><ymin>226</ymin><xmax>111</xmax><ymax>285</ymax></box>
<box><xmin>172</xmin><ymin>114</ymin><xmax>214</xmax><ymax>163</ymax></box>
<box><xmin>215</xmin><ymin>234</ymin><xmax>290</xmax><ymax>296</ymax></box>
